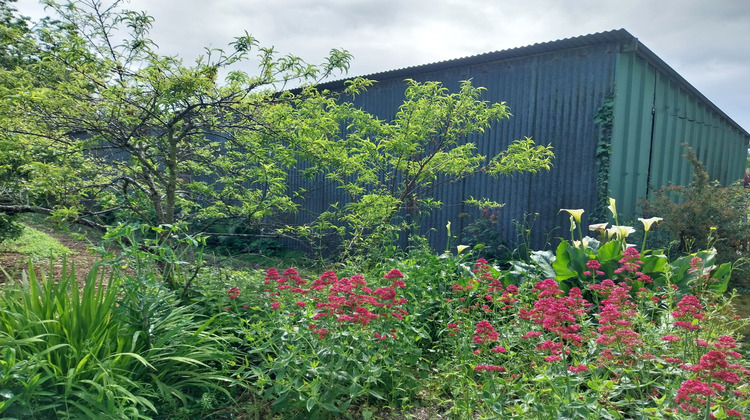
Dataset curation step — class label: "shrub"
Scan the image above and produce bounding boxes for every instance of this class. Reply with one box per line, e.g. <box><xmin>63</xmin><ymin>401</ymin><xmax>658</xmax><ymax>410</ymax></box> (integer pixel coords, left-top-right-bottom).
<box><xmin>0</xmin><ymin>213</ymin><xmax>23</xmax><ymax>244</ymax></box>
<box><xmin>643</xmin><ymin>146</ymin><xmax>750</xmax><ymax>288</ymax></box>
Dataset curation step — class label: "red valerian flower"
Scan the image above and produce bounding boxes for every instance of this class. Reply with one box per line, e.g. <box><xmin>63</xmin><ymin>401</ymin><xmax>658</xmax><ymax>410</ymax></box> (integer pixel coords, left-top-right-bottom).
<box><xmin>227</xmin><ymin>286</ymin><xmax>241</xmax><ymax>300</ymax></box>
<box><xmin>674</xmin><ymin>379</ymin><xmax>717</xmax><ymax>414</ymax></box>
<box><xmin>271</xmin><ymin>302</ymin><xmax>281</xmax><ymax>310</ymax></box>
<box><xmin>474</xmin><ymin>364</ymin><xmax>506</xmax><ymax>372</ymax></box>
<box><xmin>695</xmin><ymin>339</ymin><xmax>709</xmax><ymax>347</ymax></box>
<box><xmin>614</xmin><ymin>247</ymin><xmax>642</xmax><ymax>275</ymax></box>
<box><xmin>714</xmin><ymin>336</ymin><xmax>738</xmax><ymax>349</ymax></box>
<box><xmin>568</xmin><ymin>364</ymin><xmax>589</xmax><ymax>373</ymax></box>
<box><xmin>521</xmin><ymin>331</ymin><xmax>542</xmax><ymax>339</ymax></box>
<box><xmin>473</xmin><ymin>320</ymin><xmax>499</xmax><ymax>344</ymax></box>
<box><xmin>265</xmin><ymin>268</ymin><xmax>281</xmax><ymax>281</ymax></box>
<box><xmin>383</xmin><ymin>269</ymin><xmax>404</xmax><ymax>279</ymax></box>
<box><xmin>586</xmin><ymin>259</ymin><xmax>601</xmax><ymax>270</ymax></box>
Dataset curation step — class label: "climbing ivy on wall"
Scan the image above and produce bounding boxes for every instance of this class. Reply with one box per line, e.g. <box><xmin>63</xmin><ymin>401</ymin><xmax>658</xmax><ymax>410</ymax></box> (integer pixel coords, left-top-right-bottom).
<box><xmin>592</xmin><ymin>93</ymin><xmax>614</xmax><ymax>222</ymax></box>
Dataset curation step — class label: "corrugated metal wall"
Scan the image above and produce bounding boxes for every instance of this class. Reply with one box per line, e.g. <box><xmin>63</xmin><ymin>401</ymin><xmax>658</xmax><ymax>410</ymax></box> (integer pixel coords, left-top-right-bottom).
<box><xmin>286</xmin><ymin>31</ymin><xmax>749</xmax><ymax>255</ymax></box>
<box><xmin>289</xmin><ymin>41</ymin><xmax>622</xmax><ymax>252</ymax></box>
<box><xmin>609</xmin><ymin>49</ymin><xmax>749</xmax><ymax>220</ymax></box>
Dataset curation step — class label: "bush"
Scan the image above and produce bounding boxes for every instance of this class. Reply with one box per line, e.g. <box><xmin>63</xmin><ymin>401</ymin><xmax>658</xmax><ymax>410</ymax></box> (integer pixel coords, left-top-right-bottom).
<box><xmin>643</xmin><ymin>146</ymin><xmax>750</xmax><ymax>288</ymax></box>
<box><xmin>0</xmin><ymin>213</ymin><xmax>23</xmax><ymax>244</ymax></box>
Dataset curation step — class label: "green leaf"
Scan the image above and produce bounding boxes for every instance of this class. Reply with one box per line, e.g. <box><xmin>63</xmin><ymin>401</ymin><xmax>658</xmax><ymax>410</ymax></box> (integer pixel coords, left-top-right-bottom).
<box><xmin>596</xmin><ymin>240</ymin><xmax>622</xmax><ymax>262</ymax></box>
<box><xmin>320</xmin><ymin>402</ymin><xmax>340</xmax><ymax>413</ymax></box>
<box><xmin>306</xmin><ymin>396</ymin><xmax>317</xmax><ymax>412</ymax></box>
<box><xmin>531</xmin><ymin>250</ymin><xmax>556</xmax><ymax>279</ymax></box>
<box><xmin>640</xmin><ymin>253</ymin><xmax>669</xmax><ymax>274</ymax></box>
<box><xmin>709</xmin><ymin>263</ymin><xmax>731</xmax><ymax>294</ymax></box>
<box><xmin>552</xmin><ymin>241</ymin><xmax>578</xmax><ymax>281</ymax></box>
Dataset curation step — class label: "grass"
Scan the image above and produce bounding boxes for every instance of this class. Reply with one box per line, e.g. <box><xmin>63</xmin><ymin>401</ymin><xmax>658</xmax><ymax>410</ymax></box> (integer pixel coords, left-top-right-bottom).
<box><xmin>0</xmin><ymin>224</ymin><xmax>73</xmax><ymax>261</ymax></box>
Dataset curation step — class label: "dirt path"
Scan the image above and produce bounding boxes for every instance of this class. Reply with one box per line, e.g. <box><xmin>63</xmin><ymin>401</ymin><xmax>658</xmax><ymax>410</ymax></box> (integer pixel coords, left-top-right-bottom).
<box><xmin>0</xmin><ymin>226</ymin><xmax>102</xmax><ymax>285</ymax></box>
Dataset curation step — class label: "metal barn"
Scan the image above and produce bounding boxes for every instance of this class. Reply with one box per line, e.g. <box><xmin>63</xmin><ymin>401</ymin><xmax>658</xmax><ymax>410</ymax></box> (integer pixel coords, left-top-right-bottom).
<box><xmin>292</xmin><ymin>29</ymin><xmax>749</xmax><ymax>252</ymax></box>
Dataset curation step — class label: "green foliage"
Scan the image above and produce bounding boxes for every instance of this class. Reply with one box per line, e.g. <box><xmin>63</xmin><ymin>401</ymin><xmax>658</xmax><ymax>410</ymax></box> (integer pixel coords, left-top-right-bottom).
<box><xmin>2</xmin><ymin>211</ymin><xmax>750</xmax><ymax>418</ymax></box>
<box><xmin>0</xmin><ymin>0</ymin><xmax>34</xmax><ymax>70</ymax></box>
<box><xmin>98</xmin><ymin>222</ymin><xmax>208</xmax><ymax>292</ymax></box>
<box><xmin>0</xmin><ymin>261</ymin><xmax>155</xmax><ymax>418</ymax></box>
<box><xmin>459</xmin><ymin>208</ymin><xmax>506</xmax><ymax>261</ymax></box>
<box><xmin>0</xmin><ymin>0</ymin><xmax>353</xmax><ymax>240</ymax></box>
<box><xmin>113</xmin><ymin>272</ymin><xmax>236</xmax><ymax>418</ymax></box>
<box><xmin>643</xmin><ymin>146</ymin><xmax>750</xmax><ymax>288</ymax></box>
<box><xmin>593</xmin><ymin>94</ymin><xmax>614</xmax><ymax>222</ymax></box>
<box><xmin>0</xmin><ymin>212</ymin><xmax>23</xmax><ymax>243</ymax></box>
<box><xmin>0</xmin><ymin>258</ymin><xmax>237</xmax><ymax>419</ymax></box>
<box><xmin>223</xmin><ymin>267</ymin><xmax>427</xmax><ymax>418</ymax></box>
<box><xmin>284</xmin><ymin>79</ymin><xmax>554</xmax><ymax>259</ymax></box>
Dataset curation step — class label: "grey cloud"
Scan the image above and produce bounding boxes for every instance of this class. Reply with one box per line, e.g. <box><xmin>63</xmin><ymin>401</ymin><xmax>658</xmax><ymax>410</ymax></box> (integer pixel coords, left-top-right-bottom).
<box><xmin>14</xmin><ymin>0</ymin><xmax>750</xmax><ymax>130</ymax></box>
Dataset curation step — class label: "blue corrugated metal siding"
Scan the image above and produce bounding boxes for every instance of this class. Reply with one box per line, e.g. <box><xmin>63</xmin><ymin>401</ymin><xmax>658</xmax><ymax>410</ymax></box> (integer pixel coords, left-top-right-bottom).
<box><xmin>289</xmin><ymin>41</ymin><xmax>621</xmax><ymax>251</ymax></box>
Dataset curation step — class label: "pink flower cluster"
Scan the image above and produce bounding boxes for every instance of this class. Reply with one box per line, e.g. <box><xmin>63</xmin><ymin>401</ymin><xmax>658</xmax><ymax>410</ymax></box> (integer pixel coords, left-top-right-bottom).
<box><xmin>227</xmin><ymin>286</ymin><xmax>241</xmax><ymax>300</ymax></box>
<box><xmin>449</xmin><ymin>259</ymin><xmax>519</xmax><ymax>313</ymax></box>
<box><xmin>262</xmin><ymin>267</ymin><xmax>408</xmax><ymax>340</ymax></box>
<box><xmin>583</xmin><ymin>259</ymin><xmax>605</xmax><ymax>277</ymax></box>
<box><xmin>590</xmin><ymin>280</ymin><xmax>643</xmax><ymax>358</ymax></box>
<box><xmin>520</xmin><ymin>279</ymin><xmax>588</xmax><ymax>341</ymax></box>
<box><xmin>474</xmin><ymin>364</ymin><xmax>506</xmax><ymax>372</ymax></box>
<box><xmin>473</xmin><ymin>320</ymin><xmax>498</xmax><ymax>344</ymax></box>
<box><xmin>613</xmin><ymin>247</ymin><xmax>652</xmax><ymax>283</ymax></box>
<box><xmin>518</xmin><ymin>279</ymin><xmax>590</xmax><ymax>362</ymax></box>
<box><xmin>672</xmin><ymin>295</ymin><xmax>704</xmax><ymax>331</ymax></box>
<box><xmin>672</xmin><ymin>334</ymin><xmax>749</xmax><ymax>415</ymax></box>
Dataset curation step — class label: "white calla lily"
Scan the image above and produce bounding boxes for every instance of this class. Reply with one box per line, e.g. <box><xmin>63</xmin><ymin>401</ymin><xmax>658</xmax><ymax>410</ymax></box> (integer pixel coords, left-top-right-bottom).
<box><xmin>560</xmin><ymin>208</ymin><xmax>584</xmax><ymax>223</ymax></box>
<box><xmin>607</xmin><ymin>225</ymin><xmax>636</xmax><ymax>239</ymax></box>
<box><xmin>638</xmin><ymin>217</ymin><xmax>663</xmax><ymax>232</ymax></box>
<box><xmin>589</xmin><ymin>222</ymin><xmax>608</xmax><ymax>232</ymax></box>
<box><xmin>573</xmin><ymin>237</ymin><xmax>591</xmax><ymax>249</ymax></box>
<box><xmin>608</xmin><ymin>197</ymin><xmax>618</xmax><ymax>222</ymax></box>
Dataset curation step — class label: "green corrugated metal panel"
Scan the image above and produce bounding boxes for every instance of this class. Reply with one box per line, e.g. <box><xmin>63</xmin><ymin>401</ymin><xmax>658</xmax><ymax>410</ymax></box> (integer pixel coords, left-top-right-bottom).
<box><xmin>609</xmin><ymin>51</ymin><xmax>656</xmax><ymax>218</ymax></box>
<box><xmin>610</xmin><ymin>49</ymin><xmax>749</xmax><ymax>220</ymax></box>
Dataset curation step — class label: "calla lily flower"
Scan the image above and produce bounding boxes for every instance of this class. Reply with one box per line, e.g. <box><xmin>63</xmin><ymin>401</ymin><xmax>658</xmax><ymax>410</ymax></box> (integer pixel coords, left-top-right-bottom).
<box><xmin>560</xmin><ymin>209</ymin><xmax>584</xmax><ymax>223</ymax></box>
<box><xmin>457</xmin><ymin>245</ymin><xmax>469</xmax><ymax>254</ymax></box>
<box><xmin>573</xmin><ymin>237</ymin><xmax>591</xmax><ymax>249</ymax></box>
<box><xmin>638</xmin><ymin>217</ymin><xmax>663</xmax><ymax>232</ymax></box>
<box><xmin>607</xmin><ymin>225</ymin><xmax>636</xmax><ymax>239</ymax></box>
<box><xmin>589</xmin><ymin>223</ymin><xmax>608</xmax><ymax>232</ymax></box>
<box><xmin>608</xmin><ymin>197</ymin><xmax>617</xmax><ymax>217</ymax></box>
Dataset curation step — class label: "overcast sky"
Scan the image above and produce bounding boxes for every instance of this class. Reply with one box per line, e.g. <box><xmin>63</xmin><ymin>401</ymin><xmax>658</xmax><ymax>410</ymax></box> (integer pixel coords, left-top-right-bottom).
<box><xmin>16</xmin><ymin>0</ymin><xmax>750</xmax><ymax>132</ymax></box>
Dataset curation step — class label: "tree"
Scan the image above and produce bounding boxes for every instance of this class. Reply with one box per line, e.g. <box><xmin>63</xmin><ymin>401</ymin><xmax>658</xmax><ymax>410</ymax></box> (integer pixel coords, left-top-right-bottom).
<box><xmin>0</xmin><ymin>0</ymin><xmax>354</xmax><ymax>242</ymax></box>
<box><xmin>279</xmin><ymin>79</ymin><xmax>554</xmax><ymax>259</ymax></box>
<box><xmin>1</xmin><ymin>0</ymin><xmax>554</xmax><ymax>275</ymax></box>
<box><xmin>0</xmin><ymin>0</ymin><xmax>38</xmax><ymax>242</ymax></box>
